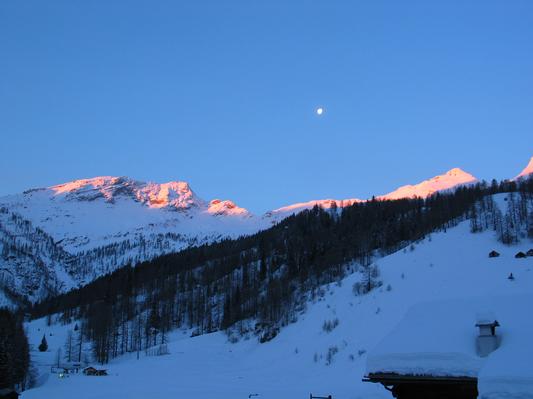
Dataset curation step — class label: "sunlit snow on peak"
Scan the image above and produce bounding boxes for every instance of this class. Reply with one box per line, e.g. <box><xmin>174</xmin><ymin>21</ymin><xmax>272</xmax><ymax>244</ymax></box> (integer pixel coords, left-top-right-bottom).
<box><xmin>380</xmin><ymin>168</ymin><xmax>478</xmax><ymax>201</ymax></box>
<box><xmin>515</xmin><ymin>156</ymin><xmax>533</xmax><ymax>180</ymax></box>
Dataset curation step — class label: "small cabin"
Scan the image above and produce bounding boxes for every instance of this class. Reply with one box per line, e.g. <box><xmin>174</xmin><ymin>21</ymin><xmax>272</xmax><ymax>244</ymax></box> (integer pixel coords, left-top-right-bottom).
<box><xmin>63</xmin><ymin>362</ymin><xmax>82</xmax><ymax>373</ymax></box>
<box><xmin>83</xmin><ymin>366</ymin><xmax>108</xmax><ymax>376</ymax></box>
<box><xmin>527</xmin><ymin>249</ymin><xmax>533</xmax><ymax>257</ymax></box>
<box><xmin>515</xmin><ymin>251</ymin><xmax>527</xmax><ymax>259</ymax></box>
<box><xmin>488</xmin><ymin>250</ymin><xmax>500</xmax><ymax>258</ymax></box>
<box><xmin>0</xmin><ymin>389</ymin><xmax>19</xmax><ymax>399</ymax></box>
<box><xmin>83</xmin><ymin>366</ymin><xmax>96</xmax><ymax>375</ymax></box>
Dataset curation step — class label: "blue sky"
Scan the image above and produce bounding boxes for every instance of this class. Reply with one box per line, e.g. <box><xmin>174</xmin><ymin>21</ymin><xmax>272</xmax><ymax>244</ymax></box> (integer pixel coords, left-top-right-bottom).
<box><xmin>1</xmin><ymin>1</ymin><xmax>532</xmax><ymax>213</ymax></box>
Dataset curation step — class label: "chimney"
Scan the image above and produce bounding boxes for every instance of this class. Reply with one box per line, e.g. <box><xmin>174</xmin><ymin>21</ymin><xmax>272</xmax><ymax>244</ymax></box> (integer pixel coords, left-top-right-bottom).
<box><xmin>475</xmin><ymin>316</ymin><xmax>500</xmax><ymax>357</ymax></box>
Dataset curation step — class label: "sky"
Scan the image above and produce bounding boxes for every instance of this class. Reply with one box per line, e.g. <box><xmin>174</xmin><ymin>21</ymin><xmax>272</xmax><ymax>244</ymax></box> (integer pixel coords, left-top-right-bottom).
<box><xmin>1</xmin><ymin>1</ymin><xmax>532</xmax><ymax>213</ymax></box>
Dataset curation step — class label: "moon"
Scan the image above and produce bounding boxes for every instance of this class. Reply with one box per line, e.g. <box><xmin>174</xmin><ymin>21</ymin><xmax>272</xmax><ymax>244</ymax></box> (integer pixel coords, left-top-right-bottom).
<box><xmin>316</xmin><ymin>107</ymin><xmax>324</xmax><ymax>116</ymax></box>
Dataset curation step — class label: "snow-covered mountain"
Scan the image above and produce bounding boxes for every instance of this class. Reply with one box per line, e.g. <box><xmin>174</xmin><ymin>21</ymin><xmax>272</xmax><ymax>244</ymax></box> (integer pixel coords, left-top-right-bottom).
<box><xmin>0</xmin><ymin>176</ymin><xmax>261</xmax><ymax>302</ymax></box>
<box><xmin>3</xmin><ymin>176</ymin><xmax>256</xmax><ymax>254</ymax></box>
<box><xmin>265</xmin><ymin>167</ymin><xmax>478</xmax><ymax>221</ymax></box>
<box><xmin>1</xmin><ymin>158</ymin><xmax>530</xmax><ymax>302</ymax></box>
<box><xmin>22</xmin><ymin>193</ymin><xmax>533</xmax><ymax>399</ymax></box>
<box><xmin>378</xmin><ymin>167</ymin><xmax>477</xmax><ymax>200</ymax></box>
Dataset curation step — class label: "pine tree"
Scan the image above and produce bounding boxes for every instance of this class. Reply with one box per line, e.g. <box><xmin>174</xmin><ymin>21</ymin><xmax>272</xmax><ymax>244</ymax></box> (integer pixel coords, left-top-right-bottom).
<box><xmin>146</xmin><ymin>303</ymin><xmax>161</xmax><ymax>347</ymax></box>
<box><xmin>38</xmin><ymin>334</ymin><xmax>48</xmax><ymax>352</ymax></box>
<box><xmin>64</xmin><ymin>331</ymin><xmax>73</xmax><ymax>362</ymax></box>
<box><xmin>76</xmin><ymin>326</ymin><xmax>83</xmax><ymax>363</ymax></box>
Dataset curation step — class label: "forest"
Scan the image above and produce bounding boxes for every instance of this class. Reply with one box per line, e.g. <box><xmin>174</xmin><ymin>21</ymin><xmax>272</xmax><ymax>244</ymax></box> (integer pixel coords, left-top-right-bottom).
<box><xmin>29</xmin><ymin>177</ymin><xmax>533</xmax><ymax>364</ymax></box>
<box><xmin>0</xmin><ymin>308</ymin><xmax>30</xmax><ymax>391</ymax></box>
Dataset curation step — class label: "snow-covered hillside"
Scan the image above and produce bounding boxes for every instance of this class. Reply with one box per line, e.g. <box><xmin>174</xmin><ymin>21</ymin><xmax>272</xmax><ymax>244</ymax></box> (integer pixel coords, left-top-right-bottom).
<box><xmin>0</xmin><ymin>177</ymin><xmax>262</xmax><ymax>301</ymax></box>
<box><xmin>2</xmin><ymin>158</ymin><xmax>531</xmax><ymax>302</ymax></box>
<box><xmin>22</xmin><ymin>193</ymin><xmax>533</xmax><ymax>399</ymax></box>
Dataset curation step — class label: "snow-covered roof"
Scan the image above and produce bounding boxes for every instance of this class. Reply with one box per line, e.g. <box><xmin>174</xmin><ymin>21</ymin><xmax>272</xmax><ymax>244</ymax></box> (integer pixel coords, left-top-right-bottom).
<box><xmin>366</xmin><ymin>295</ymin><xmax>533</xmax><ymax>399</ymax></box>
<box><xmin>475</xmin><ymin>311</ymin><xmax>498</xmax><ymax>327</ymax></box>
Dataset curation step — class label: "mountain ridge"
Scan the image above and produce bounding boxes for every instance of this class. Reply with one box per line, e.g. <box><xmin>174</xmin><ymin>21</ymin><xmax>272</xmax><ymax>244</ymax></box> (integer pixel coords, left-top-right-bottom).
<box><xmin>1</xmin><ymin>157</ymin><xmax>531</xmax><ymax>303</ymax></box>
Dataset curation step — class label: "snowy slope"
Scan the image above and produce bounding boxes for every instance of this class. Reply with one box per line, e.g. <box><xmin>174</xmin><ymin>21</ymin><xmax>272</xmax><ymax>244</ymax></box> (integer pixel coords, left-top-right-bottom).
<box><xmin>22</xmin><ymin>193</ymin><xmax>533</xmax><ymax>399</ymax></box>
<box><xmin>0</xmin><ymin>207</ymin><xmax>77</xmax><ymax>299</ymax></box>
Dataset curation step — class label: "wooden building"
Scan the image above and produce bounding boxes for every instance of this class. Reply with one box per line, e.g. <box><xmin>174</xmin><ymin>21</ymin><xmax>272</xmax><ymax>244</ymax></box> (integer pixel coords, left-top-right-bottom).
<box><xmin>364</xmin><ymin>373</ymin><xmax>477</xmax><ymax>399</ymax></box>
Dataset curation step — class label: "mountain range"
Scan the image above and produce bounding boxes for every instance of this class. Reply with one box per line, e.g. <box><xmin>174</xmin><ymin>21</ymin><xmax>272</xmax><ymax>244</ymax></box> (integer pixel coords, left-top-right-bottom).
<box><xmin>0</xmin><ymin>157</ymin><xmax>531</xmax><ymax>303</ymax></box>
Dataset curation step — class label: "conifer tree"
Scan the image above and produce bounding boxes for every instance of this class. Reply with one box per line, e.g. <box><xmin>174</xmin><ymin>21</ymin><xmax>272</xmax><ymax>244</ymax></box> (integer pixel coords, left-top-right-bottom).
<box><xmin>38</xmin><ymin>334</ymin><xmax>48</xmax><ymax>352</ymax></box>
<box><xmin>64</xmin><ymin>331</ymin><xmax>73</xmax><ymax>362</ymax></box>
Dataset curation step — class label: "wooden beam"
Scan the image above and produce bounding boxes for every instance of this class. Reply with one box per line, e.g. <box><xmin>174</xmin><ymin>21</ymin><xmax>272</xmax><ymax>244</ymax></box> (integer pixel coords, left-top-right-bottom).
<box><xmin>363</xmin><ymin>372</ymin><xmax>477</xmax><ymax>385</ymax></box>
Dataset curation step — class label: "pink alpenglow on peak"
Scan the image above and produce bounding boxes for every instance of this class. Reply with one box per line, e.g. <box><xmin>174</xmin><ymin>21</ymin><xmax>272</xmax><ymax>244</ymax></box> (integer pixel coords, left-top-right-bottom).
<box><xmin>46</xmin><ymin>177</ymin><xmax>252</xmax><ymax>215</ymax></box>
<box><xmin>264</xmin><ymin>168</ymin><xmax>478</xmax><ymax>222</ymax></box>
<box><xmin>380</xmin><ymin>168</ymin><xmax>478</xmax><ymax>200</ymax></box>
<box><xmin>51</xmin><ymin>176</ymin><xmax>124</xmax><ymax>195</ymax></box>
<box><xmin>207</xmin><ymin>199</ymin><xmax>251</xmax><ymax>217</ymax></box>
<box><xmin>50</xmin><ymin>176</ymin><xmax>142</xmax><ymax>203</ymax></box>
<box><xmin>49</xmin><ymin>176</ymin><xmax>205</xmax><ymax>210</ymax></box>
<box><xmin>139</xmin><ymin>181</ymin><xmax>201</xmax><ymax>209</ymax></box>
<box><xmin>515</xmin><ymin>156</ymin><xmax>533</xmax><ymax>180</ymax></box>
